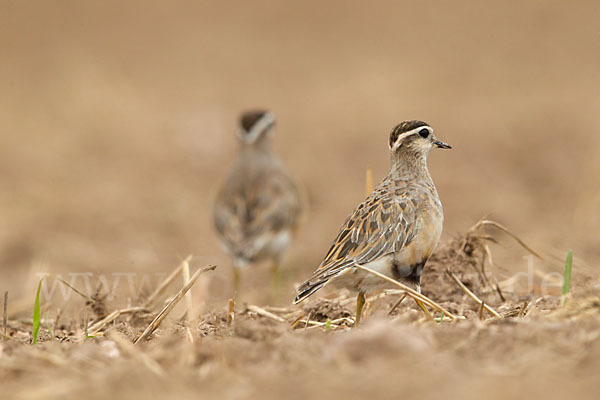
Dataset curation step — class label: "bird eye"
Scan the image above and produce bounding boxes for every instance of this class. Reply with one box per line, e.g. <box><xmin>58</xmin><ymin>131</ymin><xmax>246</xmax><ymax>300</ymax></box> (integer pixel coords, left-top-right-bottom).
<box><xmin>418</xmin><ymin>128</ymin><xmax>430</xmax><ymax>138</ymax></box>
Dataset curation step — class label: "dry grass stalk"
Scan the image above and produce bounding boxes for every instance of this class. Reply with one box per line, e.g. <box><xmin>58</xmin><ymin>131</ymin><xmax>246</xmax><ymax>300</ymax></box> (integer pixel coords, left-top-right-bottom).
<box><xmin>247</xmin><ymin>305</ymin><xmax>285</xmax><ymax>322</ymax></box>
<box><xmin>2</xmin><ymin>291</ymin><xmax>7</xmax><ymax>340</ymax></box>
<box><xmin>354</xmin><ymin>265</ymin><xmax>459</xmax><ymax>319</ymax></box>
<box><xmin>306</xmin><ymin>322</ymin><xmax>340</xmax><ymax>330</ymax></box>
<box><xmin>434</xmin><ymin>218</ymin><xmax>541</xmax><ymax>302</ymax></box>
<box><xmin>297</xmin><ymin>316</ymin><xmax>354</xmax><ymax>330</ymax></box>
<box><xmin>56</xmin><ymin>276</ymin><xmax>95</xmax><ymax>304</ymax></box>
<box><xmin>282</xmin><ymin>309</ymin><xmax>304</xmax><ymax>321</ymax></box>
<box><xmin>304</xmin><ymin>311</ymin><xmax>313</xmax><ymax>329</ymax></box>
<box><xmin>388</xmin><ymin>293</ymin><xmax>407</xmax><ymax>315</ymax></box>
<box><xmin>518</xmin><ymin>301</ymin><xmax>530</xmax><ymax>318</ymax></box>
<box><xmin>83</xmin><ymin>313</ymin><xmax>89</xmax><ymax>340</ymax></box>
<box><xmin>446</xmin><ymin>268</ymin><xmax>502</xmax><ymax>318</ymax></box>
<box><xmin>470</xmin><ymin>219</ymin><xmax>542</xmax><ymax>260</ymax></box>
<box><xmin>263</xmin><ymin>306</ymin><xmax>293</xmax><ymax>313</ymax></box>
<box><xmin>185</xmin><ymin>327</ymin><xmax>194</xmax><ymax>344</ymax></box>
<box><xmin>53</xmin><ymin>308</ymin><xmax>63</xmax><ymax>334</ymax></box>
<box><xmin>227</xmin><ymin>298</ymin><xmax>235</xmax><ymax>326</ymax></box>
<box><xmin>181</xmin><ymin>258</ymin><xmax>193</xmax><ymax>321</ymax></box>
<box><xmin>482</xmin><ymin>244</ymin><xmax>506</xmax><ymax>301</ymax></box>
<box><xmin>526</xmin><ymin>299</ymin><xmax>538</xmax><ymax>318</ymax></box>
<box><xmin>307</xmin><ymin>322</ymin><xmax>340</xmax><ymax>330</ymax></box>
<box><xmin>339</xmin><ymin>291</ymin><xmax>388</xmax><ymax>306</ymax></box>
<box><xmin>414</xmin><ymin>298</ymin><xmax>435</xmax><ymax>321</ymax></box>
<box><xmin>87</xmin><ymin>307</ymin><xmax>146</xmax><ymax>336</ymax></box>
<box><xmin>135</xmin><ymin>264</ymin><xmax>217</xmax><ymax>344</ymax></box>
<box><xmin>290</xmin><ymin>312</ymin><xmax>305</xmax><ymax>328</ymax></box>
<box><xmin>143</xmin><ymin>255</ymin><xmax>193</xmax><ymax>308</ymax></box>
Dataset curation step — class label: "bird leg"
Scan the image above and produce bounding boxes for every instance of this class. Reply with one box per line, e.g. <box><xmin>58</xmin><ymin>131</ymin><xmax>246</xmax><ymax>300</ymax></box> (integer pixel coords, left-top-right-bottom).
<box><xmin>413</xmin><ymin>283</ymin><xmax>433</xmax><ymax>320</ymax></box>
<box><xmin>414</xmin><ymin>299</ymin><xmax>433</xmax><ymax>319</ymax></box>
<box><xmin>355</xmin><ymin>291</ymin><xmax>366</xmax><ymax>327</ymax></box>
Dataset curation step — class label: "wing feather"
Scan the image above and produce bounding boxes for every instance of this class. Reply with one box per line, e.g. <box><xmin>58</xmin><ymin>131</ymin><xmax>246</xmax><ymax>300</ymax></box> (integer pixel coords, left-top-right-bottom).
<box><xmin>214</xmin><ymin>163</ymin><xmax>302</xmax><ymax>262</ymax></box>
<box><xmin>295</xmin><ymin>185</ymin><xmax>419</xmax><ymax>302</ymax></box>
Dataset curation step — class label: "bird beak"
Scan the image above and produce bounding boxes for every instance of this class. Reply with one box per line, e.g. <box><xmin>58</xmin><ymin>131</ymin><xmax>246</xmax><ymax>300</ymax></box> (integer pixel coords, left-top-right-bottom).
<box><xmin>433</xmin><ymin>139</ymin><xmax>452</xmax><ymax>149</ymax></box>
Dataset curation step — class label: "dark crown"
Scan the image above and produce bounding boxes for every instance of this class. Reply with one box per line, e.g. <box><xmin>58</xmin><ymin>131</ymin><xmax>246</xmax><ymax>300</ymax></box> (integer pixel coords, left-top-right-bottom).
<box><xmin>240</xmin><ymin>110</ymin><xmax>269</xmax><ymax>132</ymax></box>
<box><xmin>389</xmin><ymin>120</ymin><xmax>429</xmax><ymax>148</ymax></box>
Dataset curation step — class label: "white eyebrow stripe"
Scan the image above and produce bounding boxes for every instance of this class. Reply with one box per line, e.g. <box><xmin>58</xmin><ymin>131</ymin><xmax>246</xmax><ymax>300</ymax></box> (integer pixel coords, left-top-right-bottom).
<box><xmin>237</xmin><ymin>112</ymin><xmax>276</xmax><ymax>142</ymax></box>
<box><xmin>390</xmin><ymin>125</ymin><xmax>433</xmax><ymax>151</ymax></box>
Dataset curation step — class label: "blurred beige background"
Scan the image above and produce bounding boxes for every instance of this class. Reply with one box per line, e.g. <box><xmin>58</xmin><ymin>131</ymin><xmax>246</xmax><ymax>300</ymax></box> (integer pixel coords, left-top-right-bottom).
<box><xmin>1</xmin><ymin>1</ymin><xmax>599</xmax><ymax>305</ymax></box>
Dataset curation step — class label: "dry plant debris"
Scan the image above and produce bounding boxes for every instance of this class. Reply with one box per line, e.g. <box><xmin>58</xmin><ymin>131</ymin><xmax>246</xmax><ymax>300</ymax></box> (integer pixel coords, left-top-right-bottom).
<box><xmin>1</xmin><ymin>222</ymin><xmax>598</xmax><ymax>400</ymax></box>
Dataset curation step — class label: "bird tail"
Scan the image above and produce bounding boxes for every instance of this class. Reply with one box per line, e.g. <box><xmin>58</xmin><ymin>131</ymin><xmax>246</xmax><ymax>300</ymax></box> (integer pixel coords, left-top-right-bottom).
<box><xmin>293</xmin><ymin>280</ymin><xmax>327</xmax><ymax>304</ymax></box>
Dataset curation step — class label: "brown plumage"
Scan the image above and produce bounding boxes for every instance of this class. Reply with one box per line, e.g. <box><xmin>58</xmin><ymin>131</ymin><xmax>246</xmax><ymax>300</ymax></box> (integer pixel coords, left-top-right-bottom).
<box><xmin>294</xmin><ymin>120</ymin><xmax>450</xmax><ymax>324</ymax></box>
<box><xmin>213</xmin><ymin>110</ymin><xmax>304</xmax><ymax>296</ymax></box>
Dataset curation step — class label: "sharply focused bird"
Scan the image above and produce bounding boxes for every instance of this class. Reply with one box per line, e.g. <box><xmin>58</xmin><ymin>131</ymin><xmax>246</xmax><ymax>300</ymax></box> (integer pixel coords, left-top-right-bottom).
<box><xmin>213</xmin><ymin>110</ymin><xmax>304</xmax><ymax>299</ymax></box>
<box><xmin>294</xmin><ymin>120</ymin><xmax>451</xmax><ymax>325</ymax></box>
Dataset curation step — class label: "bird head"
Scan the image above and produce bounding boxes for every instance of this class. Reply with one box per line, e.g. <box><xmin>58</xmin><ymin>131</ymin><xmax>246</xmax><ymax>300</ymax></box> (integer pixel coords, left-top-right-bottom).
<box><xmin>237</xmin><ymin>110</ymin><xmax>276</xmax><ymax>145</ymax></box>
<box><xmin>388</xmin><ymin>120</ymin><xmax>451</xmax><ymax>158</ymax></box>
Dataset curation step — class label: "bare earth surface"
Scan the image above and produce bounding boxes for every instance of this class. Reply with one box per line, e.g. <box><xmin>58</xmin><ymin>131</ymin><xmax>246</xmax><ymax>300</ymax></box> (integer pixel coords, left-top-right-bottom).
<box><xmin>1</xmin><ymin>1</ymin><xmax>599</xmax><ymax>399</ymax></box>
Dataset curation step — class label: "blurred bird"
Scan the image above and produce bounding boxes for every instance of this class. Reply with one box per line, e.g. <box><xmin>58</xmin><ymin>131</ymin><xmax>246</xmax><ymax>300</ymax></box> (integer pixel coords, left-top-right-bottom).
<box><xmin>294</xmin><ymin>120</ymin><xmax>451</xmax><ymax>326</ymax></box>
<box><xmin>213</xmin><ymin>110</ymin><xmax>304</xmax><ymax>300</ymax></box>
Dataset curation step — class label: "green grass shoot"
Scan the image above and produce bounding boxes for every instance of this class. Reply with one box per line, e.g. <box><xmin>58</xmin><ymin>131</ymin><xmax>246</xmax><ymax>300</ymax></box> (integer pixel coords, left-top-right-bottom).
<box><xmin>32</xmin><ymin>279</ymin><xmax>43</xmax><ymax>345</ymax></box>
<box><xmin>561</xmin><ymin>250</ymin><xmax>573</xmax><ymax>305</ymax></box>
<box><xmin>438</xmin><ymin>311</ymin><xmax>445</xmax><ymax>324</ymax></box>
<box><xmin>324</xmin><ymin>318</ymin><xmax>332</xmax><ymax>332</ymax></box>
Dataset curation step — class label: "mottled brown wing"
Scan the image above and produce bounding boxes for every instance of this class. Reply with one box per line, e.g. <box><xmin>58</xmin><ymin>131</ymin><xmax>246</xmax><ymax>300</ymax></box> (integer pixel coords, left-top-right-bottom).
<box><xmin>213</xmin><ymin>167</ymin><xmax>302</xmax><ymax>262</ymax></box>
<box><xmin>295</xmin><ymin>188</ymin><xmax>418</xmax><ymax>302</ymax></box>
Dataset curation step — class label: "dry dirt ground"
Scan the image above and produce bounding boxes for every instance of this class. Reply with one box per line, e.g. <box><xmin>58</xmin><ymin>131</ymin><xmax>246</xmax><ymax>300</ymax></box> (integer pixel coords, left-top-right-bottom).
<box><xmin>1</xmin><ymin>1</ymin><xmax>600</xmax><ymax>399</ymax></box>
